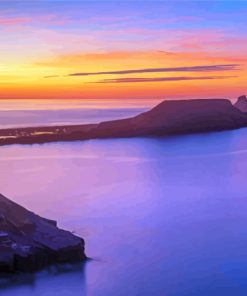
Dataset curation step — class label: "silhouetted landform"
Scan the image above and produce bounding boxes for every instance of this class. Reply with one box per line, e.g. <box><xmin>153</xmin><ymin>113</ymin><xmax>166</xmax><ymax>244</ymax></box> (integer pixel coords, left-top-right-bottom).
<box><xmin>0</xmin><ymin>194</ymin><xmax>86</xmax><ymax>273</ymax></box>
<box><xmin>0</xmin><ymin>97</ymin><xmax>247</xmax><ymax>146</ymax></box>
<box><xmin>234</xmin><ymin>95</ymin><xmax>247</xmax><ymax>112</ymax></box>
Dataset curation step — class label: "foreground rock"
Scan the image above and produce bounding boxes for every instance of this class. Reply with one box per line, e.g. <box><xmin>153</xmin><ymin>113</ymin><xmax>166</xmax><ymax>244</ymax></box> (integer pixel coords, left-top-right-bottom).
<box><xmin>0</xmin><ymin>194</ymin><xmax>86</xmax><ymax>273</ymax></box>
<box><xmin>234</xmin><ymin>95</ymin><xmax>247</xmax><ymax>112</ymax></box>
<box><xmin>0</xmin><ymin>97</ymin><xmax>247</xmax><ymax>146</ymax></box>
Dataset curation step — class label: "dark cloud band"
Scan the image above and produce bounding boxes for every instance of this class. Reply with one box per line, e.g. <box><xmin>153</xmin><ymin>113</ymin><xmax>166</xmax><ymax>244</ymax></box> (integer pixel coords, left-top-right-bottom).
<box><xmin>66</xmin><ymin>64</ymin><xmax>240</xmax><ymax>77</ymax></box>
<box><xmin>95</xmin><ymin>76</ymin><xmax>238</xmax><ymax>84</ymax></box>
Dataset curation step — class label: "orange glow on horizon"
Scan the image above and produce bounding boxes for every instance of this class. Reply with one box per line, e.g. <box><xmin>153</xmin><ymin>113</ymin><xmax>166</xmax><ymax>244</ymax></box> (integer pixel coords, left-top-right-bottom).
<box><xmin>1</xmin><ymin>49</ymin><xmax>246</xmax><ymax>101</ymax></box>
<box><xmin>1</xmin><ymin>2</ymin><xmax>246</xmax><ymax>101</ymax></box>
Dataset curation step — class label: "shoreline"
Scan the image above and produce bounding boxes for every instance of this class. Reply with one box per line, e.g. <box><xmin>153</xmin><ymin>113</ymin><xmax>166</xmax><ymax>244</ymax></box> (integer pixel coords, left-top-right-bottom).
<box><xmin>0</xmin><ymin>123</ymin><xmax>98</xmax><ymax>146</ymax></box>
<box><xmin>1</xmin><ymin>122</ymin><xmax>247</xmax><ymax>147</ymax></box>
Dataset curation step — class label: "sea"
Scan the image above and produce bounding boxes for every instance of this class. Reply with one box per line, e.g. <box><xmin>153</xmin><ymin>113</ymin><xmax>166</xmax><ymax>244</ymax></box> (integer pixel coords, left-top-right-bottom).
<box><xmin>1</xmin><ymin>99</ymin><xmax>247</xmax><ymax>296</ymax></box>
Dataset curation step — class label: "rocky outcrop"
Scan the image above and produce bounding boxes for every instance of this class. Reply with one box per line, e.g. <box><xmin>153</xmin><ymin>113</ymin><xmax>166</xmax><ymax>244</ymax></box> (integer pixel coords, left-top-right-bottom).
<box><xmin>94</xmin><ymin>98</ymin><xmax>247</xmax><ymax>137</ymax></box>
<box><xmin>0</xmin><ymin>97</ymin><xmax>247</xmax><ymax>146</ymax></box>
<box><xmin>0</xmin><ymin>194</ymin><xmax>86</xmax><ymax>273</ymax></box>
<box><xmin>234</xmin><ymin>95</ymin><xmax>247</xmax><ymax>112</ymax></box>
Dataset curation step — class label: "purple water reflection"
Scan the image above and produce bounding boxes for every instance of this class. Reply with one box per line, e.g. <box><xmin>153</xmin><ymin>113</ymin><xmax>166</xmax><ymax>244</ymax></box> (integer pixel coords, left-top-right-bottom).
<box><xmin>1</xmin><ymin>128</ymin><xmax>247</xmax><ymax>295</ymax></box>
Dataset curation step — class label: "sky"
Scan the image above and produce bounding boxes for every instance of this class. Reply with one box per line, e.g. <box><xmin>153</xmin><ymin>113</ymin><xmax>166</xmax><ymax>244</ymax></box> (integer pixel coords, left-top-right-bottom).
<box><xmin>0</xmin><ymin>0</ymin><xmax>247</xmax><ymax>101</ymax></box>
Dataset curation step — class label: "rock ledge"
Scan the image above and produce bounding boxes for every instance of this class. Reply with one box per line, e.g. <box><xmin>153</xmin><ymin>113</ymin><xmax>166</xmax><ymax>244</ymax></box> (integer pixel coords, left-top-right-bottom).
<box><xmin>0</xmin><ymin>194</ymin><xmax>86</xmax><ymax>273</ymax></box>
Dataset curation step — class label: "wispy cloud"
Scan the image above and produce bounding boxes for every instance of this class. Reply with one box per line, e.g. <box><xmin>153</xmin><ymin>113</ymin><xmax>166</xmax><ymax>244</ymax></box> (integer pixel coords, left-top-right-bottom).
<box><xmin>95</xmin><ymin>76</ymin><xmax>238</xmax><ymax>84</ymax></box>
<box><xmin>43</xmin><ymin>75</ymin><xmax>60</xmax><ymax>78</ymax></box>
<box><xmin>0</xmin><ymin>17</ymin><xmax>31</xmax><ymax>26</ymax></box>
<box><xmin>64</xmin><ymin>64</ymin><xmax>240</xmax><ymax>77</ymax></box>
<box><xmin>0</xmin><ymin>14</ymin><xmax>68</xmax><ymax>28</ymax></box>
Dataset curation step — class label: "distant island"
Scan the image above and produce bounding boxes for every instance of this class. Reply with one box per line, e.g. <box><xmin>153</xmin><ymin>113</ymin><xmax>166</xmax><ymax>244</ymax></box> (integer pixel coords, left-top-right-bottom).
<box><xmin>0</xmin><ymin>95</ymin><xmax>247</xmax><ymax>146</ymax></box>
<box><xmin>0</xmin><ymin>194</ymin><xmax>86</xmax><ymax>273</ymax></box>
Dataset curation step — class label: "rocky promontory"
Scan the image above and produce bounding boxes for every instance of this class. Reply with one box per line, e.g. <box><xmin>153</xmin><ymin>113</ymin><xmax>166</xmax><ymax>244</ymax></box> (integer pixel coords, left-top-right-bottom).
<box><xmin>0</xmin><ymin>194</ymin><xmax>86</xmax><ymax>273</ymax></box>
<box><xmin>95</xmin><ymin>98</ymin><xmax>247</xmax><ymax>137</ymax></box>
<box><xmin>0</xmin><ymin>97</ymin><xmax>247</xmax><ymax>146</ymax></box>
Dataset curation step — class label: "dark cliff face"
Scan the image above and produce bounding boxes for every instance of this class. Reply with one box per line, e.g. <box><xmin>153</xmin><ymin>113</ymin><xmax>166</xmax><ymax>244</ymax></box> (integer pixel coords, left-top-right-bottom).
<box><xmin>0</xmin><ymin>194</ymin><xmax>86</xmax><ymax>273</ymax></box>
<box><xmin>234</xmin><ymin>95</ymin><xmax>247</xmax><ymax>113</ymax></box>
<box><xmin>95</xmin><ymin>99</ymin><xmax>247</xmax><ymax>137</ymax></box>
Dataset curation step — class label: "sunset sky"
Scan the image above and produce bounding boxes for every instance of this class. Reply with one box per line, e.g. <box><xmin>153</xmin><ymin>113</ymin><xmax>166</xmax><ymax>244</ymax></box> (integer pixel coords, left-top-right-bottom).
<box><xmin>0</xmin><ymin>1</ymin><xmax>246</xmax><ymax>101</ymax></box>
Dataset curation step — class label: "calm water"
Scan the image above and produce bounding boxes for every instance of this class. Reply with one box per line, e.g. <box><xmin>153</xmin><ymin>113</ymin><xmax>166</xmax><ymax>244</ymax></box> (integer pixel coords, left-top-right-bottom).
<box><xmin>0</xmin><ymin>99</ymin><xmax>152</xmax><ymax>128</ymax></box>
<box><xmin>1</xmin><ymin>128</ymin><xmax>247</xmax><ymax>295</ymax></box>
<box><xmin>0</xmin><ymin>107</ymin><xmax>148</xmax><ymax>128</ymax></box>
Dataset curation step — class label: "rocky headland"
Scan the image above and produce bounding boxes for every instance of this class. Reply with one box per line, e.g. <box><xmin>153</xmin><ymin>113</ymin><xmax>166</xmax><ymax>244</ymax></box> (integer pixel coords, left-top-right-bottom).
<box><xmin>0</xmin><ymin>97</ymin><xmax>247</xmax><ymax>146</ymax></box>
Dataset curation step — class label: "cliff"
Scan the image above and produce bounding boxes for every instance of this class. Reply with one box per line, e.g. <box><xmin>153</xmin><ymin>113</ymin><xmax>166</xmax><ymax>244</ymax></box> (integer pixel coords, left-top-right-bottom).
<box><xmin>0</xmin><ymin>194</ymin><xmax>86</xmax><ymax>273</ymax></box>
